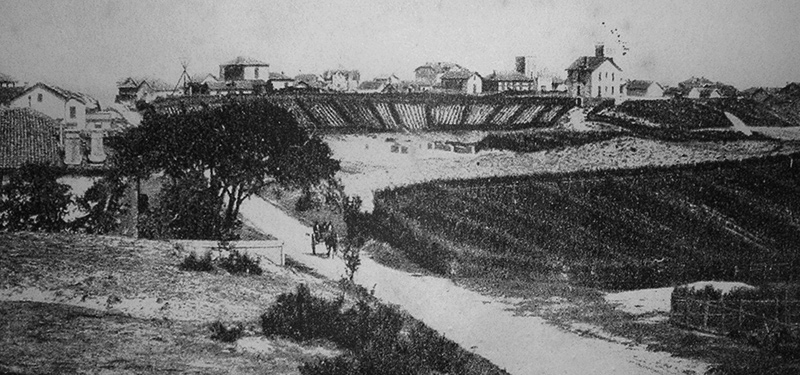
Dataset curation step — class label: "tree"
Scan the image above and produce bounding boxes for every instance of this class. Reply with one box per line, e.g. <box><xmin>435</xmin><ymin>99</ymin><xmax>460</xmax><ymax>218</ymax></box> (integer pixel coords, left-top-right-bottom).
<box><xmin>110</xmin><ymin>99</ymin><xmax>340</xmax><ymax>236</ymax></box>
<box><xmin>71</xmin><ymin>174</ymin><xmax>128</xmax><ymax>234</ymax></box>
<box><xmin>0</xmin><ymin>164</ymin><xmax>72</xmax><ymax>232</ymax></box>
<box><xmin>139</xmin><ymin>171</ymin><xmax>236</xmax><ymax>240</ymax></box>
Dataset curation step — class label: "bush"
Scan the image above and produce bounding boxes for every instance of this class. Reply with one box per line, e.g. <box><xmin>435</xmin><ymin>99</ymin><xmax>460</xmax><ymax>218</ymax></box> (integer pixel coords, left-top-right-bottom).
<box><xmin>209</xmin><ymin>320</ymin><xmax>244</xmax><ymax>343</ymax></box>
<box><xmin>217</xmin><ymin>248</ymin><xmax>263</xmax><ymax>275</ymax></box>
<box><xmin>261</xmin><ymin>285</ymin><xmax>509</xmax><ymax>375</ymax></box>
<box><xmin>179</xmin><ymin>251</ymin><xmax>215</xmax><ymax>272</ymax></box>
<box><xmin>0</xmin><ymin>163</ymin><xmax>72</xmax><ymax>232</ymax></box>
<box><xmin>261</xmin><ymin>284</ymin><xmax>344</xmax><ymax>342</ymax></box>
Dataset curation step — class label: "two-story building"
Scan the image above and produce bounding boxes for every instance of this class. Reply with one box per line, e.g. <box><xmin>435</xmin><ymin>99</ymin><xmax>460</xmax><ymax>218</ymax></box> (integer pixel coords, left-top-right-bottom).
<box><xmin>322</xmin><ymin>70</ymin><xmax>360</xmax><ymax>92</ymax></box>
<box><xmin>565</xmin><ymin>45</ymin><xmax>624</xmax><ymax>101</ymax></box>
<box><xmin>9</xmin><ymin>83</ymin><xmax>100</xmax><ymax>131</ymax></box>
<box><xmin>219</xmin><ymin>56</ymin><xmax>270</xmax><ymax>81</ymax></box>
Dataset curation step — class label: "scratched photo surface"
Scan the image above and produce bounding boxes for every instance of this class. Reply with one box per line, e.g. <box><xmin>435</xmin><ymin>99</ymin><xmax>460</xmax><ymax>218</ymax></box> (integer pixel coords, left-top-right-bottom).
<box><xmin>2</xmin><ymin>1</ymin><xmax>800</xmax><ymax>374</ymax></box>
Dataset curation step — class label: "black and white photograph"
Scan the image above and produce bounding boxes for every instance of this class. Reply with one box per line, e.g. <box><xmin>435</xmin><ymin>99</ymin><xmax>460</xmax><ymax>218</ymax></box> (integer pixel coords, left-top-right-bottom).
<box><xmin>2</xmin><ymin>1</ymin><xmax>800</xmax><ymax>374</ymax></box>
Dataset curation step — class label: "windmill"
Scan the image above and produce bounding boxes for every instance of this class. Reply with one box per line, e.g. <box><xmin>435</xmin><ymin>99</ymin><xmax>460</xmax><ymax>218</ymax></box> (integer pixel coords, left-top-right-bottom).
<box><xmin>172</xmin><ymin>58</ymin><xmax>192</xmax><ymax>96</ymax></box>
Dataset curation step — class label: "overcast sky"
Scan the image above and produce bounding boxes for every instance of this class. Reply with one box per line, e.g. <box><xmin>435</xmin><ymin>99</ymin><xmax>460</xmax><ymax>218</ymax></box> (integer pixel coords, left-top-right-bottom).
<box><xmin>1</xmin><ymin>0</ymin><xmax>799</xmax><ymax>106</ymax></box>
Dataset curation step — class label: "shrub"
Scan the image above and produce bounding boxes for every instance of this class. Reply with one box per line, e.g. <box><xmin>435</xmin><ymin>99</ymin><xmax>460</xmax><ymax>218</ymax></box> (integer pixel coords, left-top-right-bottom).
<box><xmin>0</xmin><ymin>163</ymin><xmax>72</xmax><ymax>232</ymax></box>
<box><xmin>261</xmin><ymin>285</ymin><xmax>510</xmax><ymax>375</ymax></box>
<box><xmin>217</xmin><ymin>248</ymin><xmax>263</xmax><ymax>275</ymax></box>
<box><xmin>179</xmin><ymin>251</ymin><xmax>215</xmax><ymax>272</ymax></box>
<box><xmin>261</xmin><ymin>284</ymin><xmax>344</xmax><ymax>342</ymax></box>
<box><xmin>209</xmin><ymin>320</ymin><xmax>244</xmax><ymax>343</ymax></box>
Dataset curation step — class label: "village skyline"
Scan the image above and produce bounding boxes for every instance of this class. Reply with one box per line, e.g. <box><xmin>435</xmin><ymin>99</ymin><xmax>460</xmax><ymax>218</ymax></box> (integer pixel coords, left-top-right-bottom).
<box><xmin>1</xmin><ymin>0</ymin><xmax>799</xmax><ymax>106</ymax></box>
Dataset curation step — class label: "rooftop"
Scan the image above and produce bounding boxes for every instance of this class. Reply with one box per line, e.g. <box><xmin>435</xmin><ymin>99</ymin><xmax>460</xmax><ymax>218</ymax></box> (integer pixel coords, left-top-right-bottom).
<box><xmin>221</xmin><ymin>56</ymin><xmax>270</xmax><ymax>66</ymax></box>
<box><xmin>0</xmin><ymin>108</ymin><xmax>62</xmax><ymax>170</ymax></box>
<box><xmin>484</xmin><ymin>71</ymin><xmax>533</xmax><ymax>82</ymax></box>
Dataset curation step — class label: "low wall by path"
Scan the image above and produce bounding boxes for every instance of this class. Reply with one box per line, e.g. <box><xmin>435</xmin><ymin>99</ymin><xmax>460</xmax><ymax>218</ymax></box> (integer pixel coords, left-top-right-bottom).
<box><xmin>172</xmin><ymin>239</ymin><xmax>285</xmax><ymax>266</ymax></box>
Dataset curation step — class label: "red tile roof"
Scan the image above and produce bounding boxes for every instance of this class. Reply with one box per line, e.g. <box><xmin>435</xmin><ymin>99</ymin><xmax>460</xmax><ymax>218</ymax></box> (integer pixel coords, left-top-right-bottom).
<box><xmin>0</xmin><ymin>108</ymin><xmax>62</xmax><ymax>170</ymax></box>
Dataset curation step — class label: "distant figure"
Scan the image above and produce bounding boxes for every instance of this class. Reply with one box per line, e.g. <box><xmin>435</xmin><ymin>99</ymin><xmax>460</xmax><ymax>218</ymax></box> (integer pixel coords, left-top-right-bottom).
<box><xmin>325</xmin><ymin>231</ymin><xmax>338</xmax><ymax>258</ymax></box>
<box><xmin>311</xmin><ymin>221</ymin><xmax>321</xmax><ymax>255</ymax></box>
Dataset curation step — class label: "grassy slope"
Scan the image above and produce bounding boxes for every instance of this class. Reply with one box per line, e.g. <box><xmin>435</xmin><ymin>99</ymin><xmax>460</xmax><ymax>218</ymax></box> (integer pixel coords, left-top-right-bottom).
<box><xmin>374</xmin><ymin>153</ymin><xmax>800</xmax><ymax>290</ymax></box>
<box><xmin>0</xmin><ymin>232</ymin><xmax>338</xmax><ymax>374</ymax></box>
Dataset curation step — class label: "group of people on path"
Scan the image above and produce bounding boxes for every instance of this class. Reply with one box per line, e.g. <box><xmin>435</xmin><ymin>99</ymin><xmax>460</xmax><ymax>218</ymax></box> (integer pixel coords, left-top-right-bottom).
<box><xmin>312</xmin><ymin>221</ymin><xmax>338</xmax><ymax>257</ymax></box>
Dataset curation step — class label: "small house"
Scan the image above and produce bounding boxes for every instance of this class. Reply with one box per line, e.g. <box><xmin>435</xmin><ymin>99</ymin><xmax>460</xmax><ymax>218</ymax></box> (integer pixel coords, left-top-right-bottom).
<box><xmin>440</xmin><ymin>71</ymin><xmax>482</xmax><ymax>94</ymax></box>
<box><xmin>687</xmin><ymin>87</ymin><xmax>722</xmax><ymax>99</ymax></box>
<box><xmin>322</xmin><ymin>69</ymin><xmax>360</xmax><ymax>92</ymax></box>
<box><xmin>625</xmin><ymin>80</ymin><xmax>665</xmax><ymax>99</ymax></box>
<box><xmin>268</xmin><ymin>72</ymin><xmax>295</xmax><ymax>91</ymax></box>
<box><xmin>483</xmin><ymin>71</ymin><xmax>536</xmax><ymax>93</ymax></box>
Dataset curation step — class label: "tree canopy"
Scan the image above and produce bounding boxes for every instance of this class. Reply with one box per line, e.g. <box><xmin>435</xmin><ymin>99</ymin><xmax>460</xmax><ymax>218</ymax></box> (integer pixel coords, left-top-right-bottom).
<box><xmin>0</xmin><ymin>163</ymin><xmax>72</xmax><ymax>232</ymax></box>
<box><xmin>110</xmin><ymin>100</ymin><xmax>340</xmax><ymax>229</ymax></box>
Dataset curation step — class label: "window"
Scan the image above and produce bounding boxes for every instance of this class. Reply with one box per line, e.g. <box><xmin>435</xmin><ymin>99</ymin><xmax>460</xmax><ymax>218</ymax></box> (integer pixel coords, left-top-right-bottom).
<box><xmin>611</xmin><ymin>86</ymin><xmax>615</xmax><ymax>95</ymax></box>
<box><xmin>612</xmin><ymin>73</ymin><xmax>615</xmax><ymax>81</ymax></box>
<box><xmin>598</xmin><ymin>73</ymin><xmax>602</xmax><ymax>82</ymax></box>
<box><xmin>69</xmin><ymin>106</ymin><xmax>76</xmax><ymax>119</ymax></box>
<box><xmin>598</xmin><ymin>86</ymin><xmax>601</xmax><ymax>97</ymax></box>
<box><xmin>605</xmin><ymin>72</ymin><xmax>609</xmax><ymax>79</ymax></box>
<box><xmin>254</xmin><ymin>67</ymin><xmax>259</xmax><ymax>79</ymax></box>
<box><xmin>37</xmin><ymin>93</ymin><xmax>43</xmax><ymax>102</ymax></box>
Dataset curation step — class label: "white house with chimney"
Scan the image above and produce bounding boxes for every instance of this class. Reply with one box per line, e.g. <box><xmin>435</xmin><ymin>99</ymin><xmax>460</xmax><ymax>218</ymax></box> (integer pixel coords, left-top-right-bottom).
<box><xmin>565</xmin><ymin>45</ymin><xmax>624</xmax><ymax>101</ymax></box>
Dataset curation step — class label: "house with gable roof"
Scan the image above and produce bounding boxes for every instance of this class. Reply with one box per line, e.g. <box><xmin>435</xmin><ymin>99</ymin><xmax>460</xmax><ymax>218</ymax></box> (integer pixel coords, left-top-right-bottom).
<box><xmin>268</xmin><ymin>72</ymin><xmax>295</xmax><ymax>91</ymax></box>
<box><xmin>9</xmin><ymin>82</ymin><xmax>100</xmax><ymax>131</ymax></box>
<box><xmin>440</xmin><ymin>71</ymin><xmax>482</xmax><ymax>94</ymax></box>
<box><xmin>414</xmin><ymin>62</ymin><xmax>467</xmax><ymax>86</ymax></box>
<box><xmin>625</xmin><ymin>80</ymin><xmax>665</xmax><ymax>99</ymax></box>
<box><xmin>565</xmin><ymin>44</ymin><xmax>624</xmax><ymax>100</ymax></box>
<box><xmin>483</xmin><ymin>71</ymin><xmax>536</xmax><ymax>93</ymax></box>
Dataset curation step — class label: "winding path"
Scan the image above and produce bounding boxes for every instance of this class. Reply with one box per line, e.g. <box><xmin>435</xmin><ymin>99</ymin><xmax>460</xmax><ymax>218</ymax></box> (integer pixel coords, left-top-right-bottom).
<box><xmin>240</xmin><ymin>195</ymin><xmax>709</xmax><ymax>375</ymax></box>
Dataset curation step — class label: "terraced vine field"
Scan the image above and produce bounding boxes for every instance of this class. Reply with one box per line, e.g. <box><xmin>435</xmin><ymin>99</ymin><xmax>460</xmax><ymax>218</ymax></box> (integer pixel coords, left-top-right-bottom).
<box><xmin>370</xmin><ymin>154</ymin><xmax>800</xmax><ymax>290</ymax></box>
<box><xmin>153</xmin><ymin>94</ymin><xmax>577</xmax><ymax>132</ymax></box>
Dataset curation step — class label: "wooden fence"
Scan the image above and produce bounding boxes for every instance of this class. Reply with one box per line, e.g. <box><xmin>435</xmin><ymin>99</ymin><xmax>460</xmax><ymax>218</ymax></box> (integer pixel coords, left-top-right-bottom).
<box><xmin>671</xmin><ymin>296</ymin><xmax>800</xmax><ymax>335</ymax></box>
<box><xmin>173</xmin><ymin>240</ymin><xmax>285</xmax><ymax>266</ymax></box>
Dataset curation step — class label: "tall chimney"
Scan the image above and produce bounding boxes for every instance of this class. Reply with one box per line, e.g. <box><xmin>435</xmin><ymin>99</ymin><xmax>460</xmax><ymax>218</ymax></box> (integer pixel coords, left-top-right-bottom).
<box><xmin>595</xmin><ymin>44</ymin><xmax>605</xmax><ymax>58</ymax></box>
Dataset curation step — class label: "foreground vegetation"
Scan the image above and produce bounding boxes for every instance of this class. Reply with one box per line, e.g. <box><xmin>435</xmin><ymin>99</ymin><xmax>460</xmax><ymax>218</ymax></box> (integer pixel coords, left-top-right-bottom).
<box><xmin>262</xmin><ymin>284</ymin><xmax>507</xmax><ymax>375</ymax></box>
<box><xmin>0</xmin><ymin>231</ymin><xmax>507</xmax><ymax>374</ymax></box>
<box><xmin>364</xmin><ymin>153</ymin><xmax>800</xmax><ymax>290</ymax></box>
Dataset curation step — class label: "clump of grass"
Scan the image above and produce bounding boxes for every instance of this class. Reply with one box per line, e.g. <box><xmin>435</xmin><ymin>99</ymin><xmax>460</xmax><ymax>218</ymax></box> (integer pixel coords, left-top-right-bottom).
<box><xmin>179</xmin><ymin>251</ymin><xmax>215</xmax><ymax>272</ymax></box>
<box><xmin>209</xmin><ymin>320</ymin><xmax>244</xmax><ymax>343</ymax></box>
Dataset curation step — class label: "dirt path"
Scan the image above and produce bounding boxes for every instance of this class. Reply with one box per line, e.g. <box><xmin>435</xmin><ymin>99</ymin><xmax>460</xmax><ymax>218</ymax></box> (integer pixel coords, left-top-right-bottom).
<box><xmin>240</xmin><ymin>196</ymin><xmax>711</xmax><ymax>375</ymax></box>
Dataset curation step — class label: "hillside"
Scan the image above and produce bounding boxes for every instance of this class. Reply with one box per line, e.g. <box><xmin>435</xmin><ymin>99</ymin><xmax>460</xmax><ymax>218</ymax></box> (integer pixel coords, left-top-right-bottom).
<box><xmin>0</xmin><ymin>232</ymin><xmax>340</xmax><ymax>374</ymax></box>
<box><xmin>152</xmin><ymin>93</ymin><xmax>577</xmax><ymax>132</ymax></box>
<box><xmin>369</xmin><ymin>153</ymin><xmax>800</xmax><ymax>290</ymax></box>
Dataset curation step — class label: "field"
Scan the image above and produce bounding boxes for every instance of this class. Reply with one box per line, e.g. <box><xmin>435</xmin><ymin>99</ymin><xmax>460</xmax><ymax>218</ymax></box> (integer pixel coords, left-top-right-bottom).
<box><xmin>608</xmin><ymin>98</ymin><xmax>796</xmax><ymax>130</ymax></box>
<box><xmin>368</xmin><ymin>154</ymin><xmax>800</xmax><ymax>290</ymax></box>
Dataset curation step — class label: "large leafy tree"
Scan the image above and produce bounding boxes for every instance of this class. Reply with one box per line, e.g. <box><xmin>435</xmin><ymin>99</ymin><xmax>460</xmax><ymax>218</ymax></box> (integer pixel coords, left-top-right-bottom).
<box><xmin>0</xmin><ymin>163</ymin><xmax>72</xmax><ymax>232</ymax></box>
<box><xmin>110</xmin><ymin>100</ymin><xmax>340</xmax><ymax>231</ymax></box>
